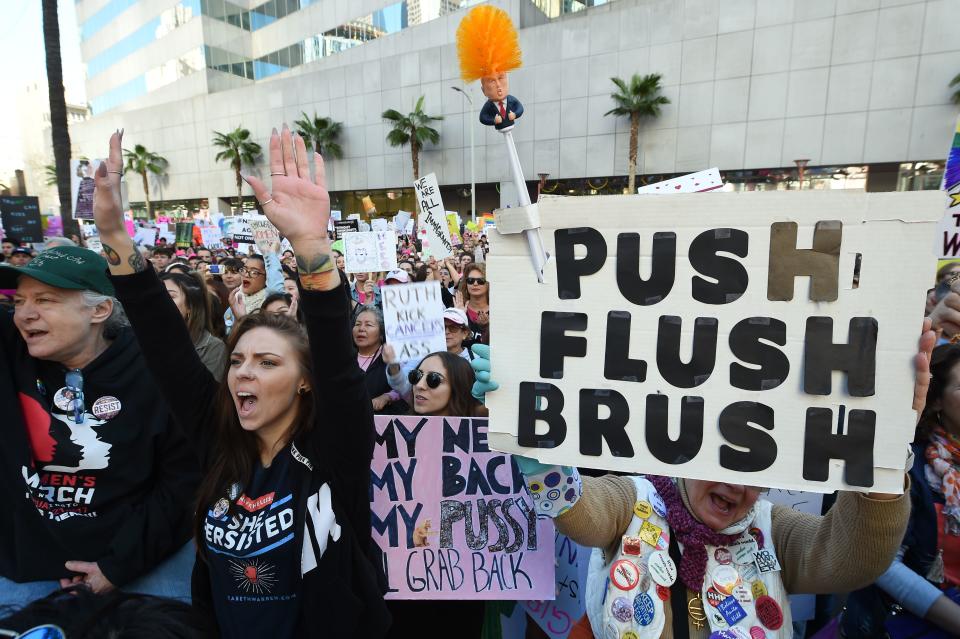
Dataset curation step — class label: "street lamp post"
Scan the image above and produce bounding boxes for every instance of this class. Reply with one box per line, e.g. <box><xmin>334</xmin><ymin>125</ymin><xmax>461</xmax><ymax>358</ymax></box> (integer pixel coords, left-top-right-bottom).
<box><xmin>451</xmin><ymin>86</ymin><xmax>476</xmax><ymax>223</ymax></box>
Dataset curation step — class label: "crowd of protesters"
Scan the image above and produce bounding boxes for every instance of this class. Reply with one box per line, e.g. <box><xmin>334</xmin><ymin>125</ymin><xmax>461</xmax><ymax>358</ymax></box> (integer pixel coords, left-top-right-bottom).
<box><xmin>0</xmin><ymin>126</ymin><xmax>954</xmax><ymax>639</ymax></box>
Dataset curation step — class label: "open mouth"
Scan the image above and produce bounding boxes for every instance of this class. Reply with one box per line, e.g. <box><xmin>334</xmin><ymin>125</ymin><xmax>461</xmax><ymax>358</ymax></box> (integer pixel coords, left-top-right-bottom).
<box><xmin>414</xmin><ymin>394</ymin><xmax>428</xmax><ymax>404</ymax></box>
<box><xmin>709</xmin><ymin>492</ymin><xmax>737</xmax><ymax>515</ymax></box>
<box><xmin>236</xmin><ymin>391</ymin><xmax>258</xmax><ymax>418</ymax></box>
<box><xmin>24</xmin><ymin>329</ymin><xmax>48</xmax><ymax>342</ymax></box>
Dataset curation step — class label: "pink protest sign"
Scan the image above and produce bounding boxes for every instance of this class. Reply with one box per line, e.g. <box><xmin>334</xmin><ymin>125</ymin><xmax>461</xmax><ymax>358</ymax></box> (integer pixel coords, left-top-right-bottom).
<box><xmin>372</xmin><ymin>416</ymin><xmax>554</xmax><ymax>600</ymax></box>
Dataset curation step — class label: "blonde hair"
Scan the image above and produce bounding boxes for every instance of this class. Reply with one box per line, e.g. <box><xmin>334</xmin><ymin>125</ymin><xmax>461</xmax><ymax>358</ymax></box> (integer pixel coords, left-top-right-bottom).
<box><xmin>456</xmin><ymin>5</ymin><xmax>522</xmax><ymax>83</ymax></box>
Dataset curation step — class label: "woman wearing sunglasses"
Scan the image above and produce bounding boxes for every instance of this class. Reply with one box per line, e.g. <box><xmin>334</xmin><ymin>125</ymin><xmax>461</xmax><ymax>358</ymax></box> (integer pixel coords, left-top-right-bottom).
<box><xmin>455</xmin><ymin>263</ymin><xmax>489</xmax><ymax>345</ymax></box>
<box><xmin>89</xmin><ymin>127</ymin><xmax>389</xmax><ymax>638</ymax></box>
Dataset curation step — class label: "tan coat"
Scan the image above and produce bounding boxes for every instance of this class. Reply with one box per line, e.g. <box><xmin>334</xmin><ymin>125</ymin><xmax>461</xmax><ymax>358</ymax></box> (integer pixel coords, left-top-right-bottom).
<box><xmin>555</xmin><ymin>474</ymin><xmax>911</xmax><ymax>639</ymax></box>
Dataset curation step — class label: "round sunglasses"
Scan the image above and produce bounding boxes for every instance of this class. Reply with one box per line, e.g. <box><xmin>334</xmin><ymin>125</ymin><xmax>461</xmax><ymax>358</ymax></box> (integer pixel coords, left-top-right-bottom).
<box><xmin>408</xmin><ymin>369</ymin><xmax>445</xmax><ymax>388</ymax></box>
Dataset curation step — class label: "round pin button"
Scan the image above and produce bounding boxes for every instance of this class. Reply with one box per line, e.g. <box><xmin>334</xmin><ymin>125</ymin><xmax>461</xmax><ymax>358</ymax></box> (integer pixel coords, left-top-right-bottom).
<box><xmin>712</xmin><ymin>564</ymin><xmax>740</xmax><ymax>595</ymax></box>
<box><xmin>650</xmin><ymin>491</ymin><xmax>667</xmax><ymax>517</ymax></box>
<box><xmin>706</xmin><ymin>586</ymin><xmax>726</xmax><ymax>607</ymax></box>
<box><xmin>714</xmin><ymin>547</ymin><xmax>733</xmax><ymax>565</ymax></box>
<box><xmin>621</xmin><ymin>632</ymin><xmax>639</xmax><ymax>639</ymax></box>
<box><xmin>633</xmin><ymin>500</ymin><xmax>653</xmax><ymax>518</ymax></box>
<box><xmin>647</xmin><ymin>550</ymin><xmax>677</xmax><ymax>587</ymax></box>
<box><xmin>603</xmin><ymin>623</ymin><xmax>618</xmax><ymax>639</ymax></box>
<box><xmin>748</xmin><ymin>527</ymin><xmax>764</xmax><ymax>549</ymax></box>
<box><xmin>610</xmin><ymin>559</ymin><xmax>641</xmax><ymax>590</ymax></box>
<box><xmin>228</xmin><ymin>482</ymin><xmax>242</xmax><ymax>500</ymax></box>
<box><xmin>92</xmin><ymin>395</ymin><xmax>121</xmax><ymax>420</ymax></box>
<box><xmin>749</xmin><ymin>627</ymin><xmax>767</xmax><ymax>639</ymax></box>
<box><xmin>633</xmin><ymin>592</ymin><xmax>655</xmax><ymax>626</ymax></box>
<box><xmin>656</xmin><ymin>584</ymin><xmax>670</xmax><ymax>601</ymax></box>
<box><xmin>53</xmin><ymin>387</ymin><xmax>78</xmax><ymax>411</ymax></box>
<box><xmin>755</xmin><ymin>595</ymin><xmax>784</xmax><ymax>630</ymax></box>
<box><xmin>611</xmin><ymin>596</ymin><xmax>632</xmax><ymax>623</ymax></box>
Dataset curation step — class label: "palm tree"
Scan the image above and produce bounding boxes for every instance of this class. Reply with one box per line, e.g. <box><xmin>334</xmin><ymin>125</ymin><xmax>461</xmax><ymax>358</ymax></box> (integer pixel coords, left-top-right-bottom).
<box><xmin>44</xmin><ymin>164</ymin><xmax>58</xmax><ymax>187</ymax></box>
<box><xmin>951</xmin><ymin>72</ymin><xmax>960</xmax><ymax>105</ymax></box>
<box><xmin>123</xmin><ymin>144</ymin><xmax>168</xmax><ymax>218</ymax></box>
<box><xmin>294</xmin><ymin>112</ymin><xmax>343</xmax><ymax>159</ymax></box>
<box><xmin>605</xmin><ymin>73</ymin><xmax>671</xmax><ymax>193</ymax></box>
<box><xmin>382</xmin><ymin>96</ymin><xmax>442</xmax><ymax>181</ymax></box>
<box><xmin>42</xmin><ymin>0</ymin><xmax>74</xmax><ymax>234</ymax></box>
<box><xmin>212</xmin><ymin>127</ymin><xmax>261</xmax><ymax>213</ymax></box>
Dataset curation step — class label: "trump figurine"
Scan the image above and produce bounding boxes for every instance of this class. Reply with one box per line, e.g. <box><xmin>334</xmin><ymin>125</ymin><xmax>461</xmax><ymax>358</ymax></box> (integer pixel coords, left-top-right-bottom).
<box><xmin>456</xmin><ymin>5</ymin><xmax>524</xmax><ymax>131</ymax></box>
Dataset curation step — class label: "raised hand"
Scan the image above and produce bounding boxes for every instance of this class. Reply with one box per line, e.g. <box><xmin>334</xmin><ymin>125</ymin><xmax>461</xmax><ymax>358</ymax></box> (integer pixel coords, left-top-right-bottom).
<box><xmin>243</xmin><ymin>125</ymin><xmax>329</xmax><ymax>244</ymax></box>
<box><xmin>243</xmin><ymin>124</ymin><xmax>337</xmax><ymax>291</ymax></box>
<box><xmin>93</xmin><ymin>130</ymin><xmax>149</xmax><ymax>274</ymax></box>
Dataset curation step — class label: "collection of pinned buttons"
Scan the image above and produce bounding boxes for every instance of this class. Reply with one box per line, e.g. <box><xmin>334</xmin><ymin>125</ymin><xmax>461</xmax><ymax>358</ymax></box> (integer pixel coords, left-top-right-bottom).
<box><xmin>695</xmin><ymin>527</ymin><xmax>786</xmax><ymax>638</ymax></box>
<box><xmin>606</xmin><ymin>490</ymin><xmax>786</xmax><ymax>639</ymax></box>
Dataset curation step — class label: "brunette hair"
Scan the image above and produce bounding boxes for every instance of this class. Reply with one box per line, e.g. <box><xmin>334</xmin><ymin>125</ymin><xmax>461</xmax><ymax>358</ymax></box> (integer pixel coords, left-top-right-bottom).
<box><xmin>159</xmin><ymin>271</ymin><xmax>211</xmax><ymax>344</ymax></box>
<box><xmin>193</xmin><ymin>311</ymin><xmax>315</xmax><ymax>555</ymax></box>
<box><xmin>916</xmin><ymin>343</ymin><xmax>960</xmax><ymax>444</ymax></box>
<box><xmin>458</xmin><ymin>262</ymin><xmax>487</xmax><ymax>302</ymax></box>
<box><xmin>412</xmin><ymin>351</ymin><xmax>483</xmax><ymax>417</ymax></box>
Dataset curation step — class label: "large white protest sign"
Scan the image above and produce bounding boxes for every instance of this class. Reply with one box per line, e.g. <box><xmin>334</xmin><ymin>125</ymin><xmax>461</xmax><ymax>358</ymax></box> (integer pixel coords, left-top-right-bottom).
<box><xmin>413</xmin><ymin>173</ymin><xmax>453</xmax><ymax>259</ymax></box>
<box><xmin>486</xmin><ymin>190</ymin><xmax>939</xmax><ymax>494</ymax></box>
<box><xmin>226</xmin><ymin>216</ymin><xmax>253</xmax><ymax>244</ymax></box>
<box><xmin>344</xmin><ymin>230</ymin><xmax>398</xmax><ymax>273</ymax></box>
<box><xmin>198</xmin><ymin>226</ymin><xmax>223</xmax><ymax>249</ymax></box>
<box><xmin>372</xmin><ymin>218</ymin><xmax>389</xmax><ymax>232</ymax></box>
<box><xmin>394</xmin><ymin>211</ymin><xmax>412</xmax><ymax>235</ymax></box>
<box><xmin>382</xmin><ymin>281</ymin><xmax>446</xmax><ymax>363</ymax></box>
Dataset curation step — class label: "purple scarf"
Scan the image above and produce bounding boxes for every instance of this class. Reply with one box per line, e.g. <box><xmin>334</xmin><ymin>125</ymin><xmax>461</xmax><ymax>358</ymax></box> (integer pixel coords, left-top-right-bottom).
<box><xmin>647</xmin><ymin>475</ymin><xmax>745</xmax><ymax>592</ymax></box>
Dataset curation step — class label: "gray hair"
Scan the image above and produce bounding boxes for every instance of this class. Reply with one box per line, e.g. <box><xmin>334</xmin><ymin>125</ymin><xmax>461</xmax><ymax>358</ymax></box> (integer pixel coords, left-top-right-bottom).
<box><xmin>354</xmin><ymin>304</ymin><xmax>385</xmax><ymax>343</ymax></box>
<box><xmin>80</xmin><ymin>290</ymin><xmax>128</xmax><ymax>337</ymax></box>
<box><xmin>45</xmin><ymin>237</ymin><xmax>77</xmax><ymax>248</ymax></box>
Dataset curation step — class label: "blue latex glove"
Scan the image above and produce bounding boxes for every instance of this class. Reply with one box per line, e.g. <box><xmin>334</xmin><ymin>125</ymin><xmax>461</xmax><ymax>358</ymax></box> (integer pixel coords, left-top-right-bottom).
<box><xmin>470</xmin><ymin>344</ymin><xmax>499</xmax><ymax>403</ymax></box>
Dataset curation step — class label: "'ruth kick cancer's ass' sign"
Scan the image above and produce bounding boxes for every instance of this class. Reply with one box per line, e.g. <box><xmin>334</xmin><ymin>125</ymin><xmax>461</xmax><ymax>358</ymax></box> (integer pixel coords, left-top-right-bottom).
<box><xmin>485</xmin><ymin>190</ymin><xmax>940</xmax><ymax>494</ymax></box>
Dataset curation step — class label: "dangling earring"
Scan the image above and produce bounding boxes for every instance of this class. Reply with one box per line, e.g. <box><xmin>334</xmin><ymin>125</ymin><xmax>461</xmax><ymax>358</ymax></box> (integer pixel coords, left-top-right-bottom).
<box><xmin>298</xmin><ymin>386</ymin><xmax>309</xmax><ymax>396</ymax></box>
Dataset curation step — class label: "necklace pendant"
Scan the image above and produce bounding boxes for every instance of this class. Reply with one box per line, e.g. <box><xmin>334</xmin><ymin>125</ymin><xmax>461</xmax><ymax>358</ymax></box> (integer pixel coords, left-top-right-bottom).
<box><xmin>687</xmin><ymin>592</ymin><xmax>707</xmax><ymax>630</ymax></box>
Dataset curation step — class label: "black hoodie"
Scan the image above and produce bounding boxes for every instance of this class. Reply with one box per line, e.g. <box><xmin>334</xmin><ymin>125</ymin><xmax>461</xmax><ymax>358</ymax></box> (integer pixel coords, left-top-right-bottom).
<box><xmin>0</xmin><ymin>305</ymin><xmax>200</xmax><ymax>585</ymax></box>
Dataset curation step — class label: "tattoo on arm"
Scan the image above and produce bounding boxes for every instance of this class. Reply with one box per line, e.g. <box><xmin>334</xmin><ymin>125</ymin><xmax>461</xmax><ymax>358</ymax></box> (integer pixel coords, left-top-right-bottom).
<box><xmin>101</xmin><ymin>243</ymin><xmax>122</xmax><ymax>266</ymax></box>
<box><xmin>295</xmin><ymin>253</ymin><xmax>334</xmax><ymax>275</ymax></box>
<box><xmin>128</xmin><ymin>250</ymin><xmax>148</xmax><ymax>272</ymax></box>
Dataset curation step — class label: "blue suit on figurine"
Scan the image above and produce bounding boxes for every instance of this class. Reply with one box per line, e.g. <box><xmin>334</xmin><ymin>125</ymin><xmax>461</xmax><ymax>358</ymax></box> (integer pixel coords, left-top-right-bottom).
<box><xmin>478</xmin><ymin>72</ymin><xmax>523</xmax><ymax>130</ymax></box>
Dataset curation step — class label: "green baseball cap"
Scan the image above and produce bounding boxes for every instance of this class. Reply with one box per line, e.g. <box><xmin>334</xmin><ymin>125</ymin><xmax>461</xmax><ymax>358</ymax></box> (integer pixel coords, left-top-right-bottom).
<box><xmin>0</xmin><ymin>246</ymin><xmax>115</xmax><ymax>296</ymax></box>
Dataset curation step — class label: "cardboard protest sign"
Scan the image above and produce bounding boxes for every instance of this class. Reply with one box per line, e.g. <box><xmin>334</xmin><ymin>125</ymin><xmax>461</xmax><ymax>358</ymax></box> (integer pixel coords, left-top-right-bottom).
<box><xmin>937</xmin><ymin>117</ymin><xmax>960</xmax><ymax>260</ymax></box>
<box><xmin>334</xmin><ymin>219</ymin><xmax>359</xmax><ymax>240</ymax></box>
<box><xmin>523</xmin><ymin>532</ymin><xmax>590</xmax><ymax>639</ymax></box>
<box><xmin>133</xmin><ymin>226</ymin><xmax>157</xmax><ymax>246</ymax></box>
<box><xmin>226</xmin><ymin>216</ymin><xmax>253</xmax><ymax>244</ymax></box>
<box><xmin>70</xmin><ymin>159</ymin><xmax>102</xmax><ymax>220</ymax></box>
<box><xmin>382</xmin><ymin>281</ymin><xmax>446</xmax><ymax>363</ymax></box>
<box><xmin>174</xmin><ymin>221</ymin><xmax>194</xmax><ymax>248</ymax></box>
<box><xmin>249</xmin><ymin>215</ymin><xmax>280</xmax><ymax>253</ymax></box>
<box><xmin>394</xmin><ymin>211</ymin><xmax>412</xmax><ymax>235</ymax></box>
<box><xmin>372</xmin><ymin>218</ymin><xmax>389</xmax><ymax>232</ymax></box>
<box><xmin>637</xmin><ymin>168</ymin><xmax>723</xmax><ymax>194</ymax></box>
<box><xmin>199</xmin><ymin>226</ymin><xmax>223</xmax><ymax>249</ymax></box>
<box><xmin>486</xmin><ymin>190</ymin><xmax>940</xmax><ymax>494</ymax></box>
<box><xmin>413</xmin><ymin>173</ymin><xmax>453</xmax><ymax>259</ymax></box>
<box><xmin>371</xmin><ymin>416</ymin><xmax>554</xmax><ymax>599</ymax></box>
<box><xmin>344</xmin><ymin>230</ymin><xmax>398</xmax><ymax>273</ymax></box>
<box><xmin>447</xmin><ymin>212</ymin><xmax>463</xmax><ymax>246</ymax></box>
<box><xmin>0</xmin><ymin>197</ymin><xmax>43</xmax><ymax>243</ymax></box>
<box><xmin>85</xmin><ymin>236</ymin><xmax>103</xmax><ymax>253</ymax></box>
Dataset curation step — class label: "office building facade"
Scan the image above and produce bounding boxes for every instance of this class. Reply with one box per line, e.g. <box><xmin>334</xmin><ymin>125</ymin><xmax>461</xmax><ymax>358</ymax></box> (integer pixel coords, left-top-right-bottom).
<box><xmin>70</xmin><ymin>0</ymin><xmax>959</xmax><ymax>216</ymax></box>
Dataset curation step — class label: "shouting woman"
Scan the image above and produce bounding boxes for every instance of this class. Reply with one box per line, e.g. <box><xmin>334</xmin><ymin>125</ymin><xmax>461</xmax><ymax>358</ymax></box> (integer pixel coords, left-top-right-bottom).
<box><xmin>91</xmin><ymin>126</ymin><xmax>389</xmax><ymax>638</ymax></box>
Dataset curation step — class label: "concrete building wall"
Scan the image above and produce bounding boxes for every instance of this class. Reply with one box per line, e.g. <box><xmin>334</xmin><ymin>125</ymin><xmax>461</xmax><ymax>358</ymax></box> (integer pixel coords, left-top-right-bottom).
<box><xmin>71</xmin><ymin>0</ymin><xmax>960</xmax><ymax>212</ymax></box>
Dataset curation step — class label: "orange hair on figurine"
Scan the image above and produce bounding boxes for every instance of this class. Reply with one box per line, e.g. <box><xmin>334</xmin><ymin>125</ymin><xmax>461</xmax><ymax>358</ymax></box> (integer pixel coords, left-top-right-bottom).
<box><xmin>456</xmin><ymin>5</ymin><xmax>522</xmax><ymax>83</ymax></box>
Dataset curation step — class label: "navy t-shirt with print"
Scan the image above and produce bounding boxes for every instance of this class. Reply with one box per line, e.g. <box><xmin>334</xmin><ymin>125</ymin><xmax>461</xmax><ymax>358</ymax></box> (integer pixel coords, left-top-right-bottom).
<box><xmin>204</xmin><ymin>452</ymin><xmax>300</xmax><ymax>639</ymax></box>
